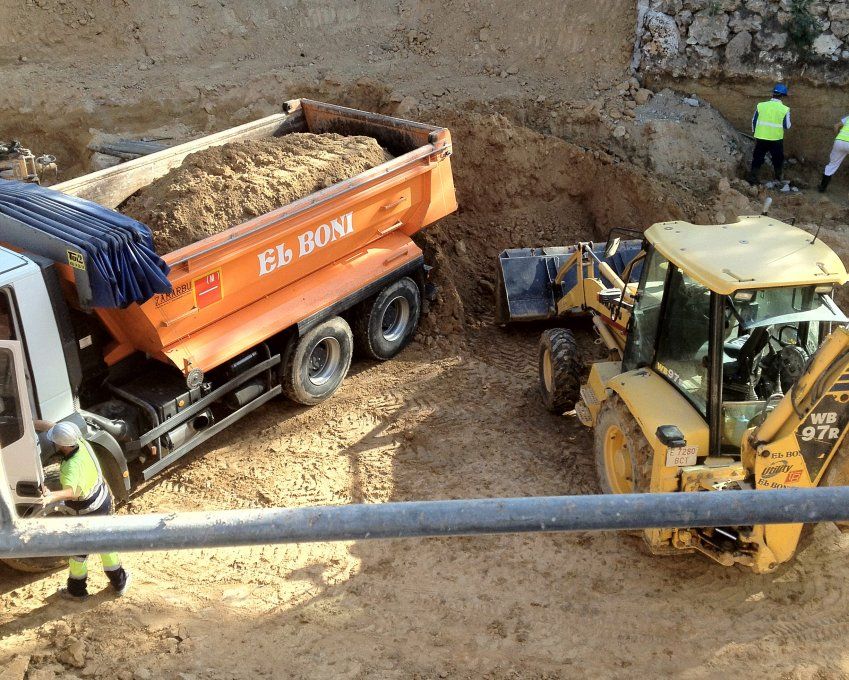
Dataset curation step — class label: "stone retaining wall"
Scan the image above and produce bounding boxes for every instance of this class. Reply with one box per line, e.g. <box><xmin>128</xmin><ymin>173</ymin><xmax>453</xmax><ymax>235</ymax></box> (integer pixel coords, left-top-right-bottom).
<box><xmin>638</xmin><ymin>0</ymin><xmax>849</xmax><ymax>84</ymax></box>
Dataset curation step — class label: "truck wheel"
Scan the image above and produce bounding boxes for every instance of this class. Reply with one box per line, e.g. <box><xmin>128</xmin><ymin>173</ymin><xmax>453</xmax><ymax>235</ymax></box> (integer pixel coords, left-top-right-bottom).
<box><xmin>2</xmin><ymin>465</ymin><xmax>71</xmax><ymax>574</ymax></box>
<box><xmin>283</xmin><ymin>317</ymin><xmax>353</xmax><ymax>405</ymax></box>
<box><xmin>538</xmin><ymin>329</ymin><xmax>582</xmax><ymax>413</ymax></box>
<box><xmin>594</xmin><ymin>396</ymin><xmax>652</xmax><ymax>494</ymax></box>
<box><xmin>353</xmin><ymin>277</ymin><xmax>421</xmax><ymax>360</ymax></box>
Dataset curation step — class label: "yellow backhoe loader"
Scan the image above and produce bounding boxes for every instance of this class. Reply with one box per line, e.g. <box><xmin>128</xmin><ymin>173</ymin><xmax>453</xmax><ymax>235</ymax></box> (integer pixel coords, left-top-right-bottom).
<box><xmin>496</xmin><ymin>216</ymin><xmax>849</xmax><ymax>572</ymax></box>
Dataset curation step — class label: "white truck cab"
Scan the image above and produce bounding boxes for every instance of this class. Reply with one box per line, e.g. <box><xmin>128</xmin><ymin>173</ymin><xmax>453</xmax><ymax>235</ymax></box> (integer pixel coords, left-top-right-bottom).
<box><xmin>0</xmin><ymin>247</ymin><xmax>79</xmax><ymax>509</ymax></box>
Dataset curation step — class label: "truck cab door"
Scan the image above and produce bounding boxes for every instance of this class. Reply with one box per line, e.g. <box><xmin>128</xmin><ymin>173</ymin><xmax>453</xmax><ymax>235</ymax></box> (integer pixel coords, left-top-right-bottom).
<box><xmin>0</xmin><ymin>339</ymin><xmax>43</xmax><ymax>504</ymax></box>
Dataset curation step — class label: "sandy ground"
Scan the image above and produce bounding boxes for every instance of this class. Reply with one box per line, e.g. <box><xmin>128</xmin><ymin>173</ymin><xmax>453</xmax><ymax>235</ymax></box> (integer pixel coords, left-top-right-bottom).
<box><xmin>3</xmin><ymin>327</ymin><xmax>849</xmax><ymax>679</ymax></box>
<box><xmin>4</xmin><ymin>0</ymin><xmax>849</xmax><ymax>678</ymax></box>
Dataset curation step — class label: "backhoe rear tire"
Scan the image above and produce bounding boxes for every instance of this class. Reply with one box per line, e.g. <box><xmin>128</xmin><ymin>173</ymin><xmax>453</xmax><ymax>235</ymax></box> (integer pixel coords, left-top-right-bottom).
<box><xmin>594</xmin><ymin>396</ymin><xmax>653</xmax><ymax>495</ymax></box>
<box><xmin>282</xmin><ymin>316</ymin><xmax>354</xmax><ymax>406</ymax></box>
<box><xmin>538</xmin><ymin>329</ymin><xmax>582</xmax><ymax>413</ymax></box>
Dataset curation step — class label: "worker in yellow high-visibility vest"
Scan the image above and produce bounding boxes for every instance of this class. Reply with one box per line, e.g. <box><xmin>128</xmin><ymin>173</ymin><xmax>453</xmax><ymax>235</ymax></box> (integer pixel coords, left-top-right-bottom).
<box><xmin>818</xmin><ymin>114</ymin><xmax>849</xmax><ymax>193</ymax></box>
<box><xmin>37</xmin><ymin>421</ymin><xmax>131</xmax><ymax>600</ymax></box>
<box><xmin>747</xmin><ymin>84</ymin><xmax>791</xmax><ymax>185</ymax></box>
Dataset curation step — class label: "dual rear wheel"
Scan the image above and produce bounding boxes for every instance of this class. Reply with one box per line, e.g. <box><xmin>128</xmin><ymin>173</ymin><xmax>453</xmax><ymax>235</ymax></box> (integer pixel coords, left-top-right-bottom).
<box><xmin>282</xmin><ymin>277</ymin><xmax>421</xmax><ymax>406</ymax></box>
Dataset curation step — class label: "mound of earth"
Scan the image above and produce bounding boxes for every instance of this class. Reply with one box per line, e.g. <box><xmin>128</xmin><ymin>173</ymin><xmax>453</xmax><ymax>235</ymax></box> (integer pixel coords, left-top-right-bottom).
<box><xmin>412</xmin><ymin>111</ymin><xmax>698</xmax><ymax>338</ymax></box>
<box><xmin>122</xmin><ymin>133</ymin><xmax>392</xmax><ymax>252</ymax></box>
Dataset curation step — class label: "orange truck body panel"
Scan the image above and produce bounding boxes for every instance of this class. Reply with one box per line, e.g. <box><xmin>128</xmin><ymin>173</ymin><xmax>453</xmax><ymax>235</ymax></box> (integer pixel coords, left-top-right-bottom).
<box><xmin>51</xmin><ymin>99</ymin><xmax>457</xmax><ymax>374</ymax></box>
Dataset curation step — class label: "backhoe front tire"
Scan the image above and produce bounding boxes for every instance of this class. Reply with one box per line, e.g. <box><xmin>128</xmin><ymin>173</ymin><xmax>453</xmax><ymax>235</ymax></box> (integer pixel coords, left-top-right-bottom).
<box><xmin>538</xmin><ymin>329</ymin><xmax>582</xmax><ymax>413</ymax></box>
<box><xmin>594</xmin><ymin>396</ymin><xmax>653</xmax><ymax>495</ymax></box>
<box><xmin>282</xmin><ymin>317</ymin><xmax>354</xmax><ymax>406</ymax></box>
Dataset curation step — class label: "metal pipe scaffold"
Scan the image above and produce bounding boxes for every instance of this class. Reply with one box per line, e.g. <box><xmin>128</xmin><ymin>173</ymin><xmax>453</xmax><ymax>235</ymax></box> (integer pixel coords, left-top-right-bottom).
<box><xmin>6</xmin><ymin>485</ymin><xmax>849</xmax><ymax>558</ymax></box>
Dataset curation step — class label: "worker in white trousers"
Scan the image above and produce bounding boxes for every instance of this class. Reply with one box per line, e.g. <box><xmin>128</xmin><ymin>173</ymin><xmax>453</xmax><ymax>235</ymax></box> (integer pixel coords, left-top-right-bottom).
<box><xmin>818</xmin><ymin>114</ymin><xmax>849</xmax><ymax>193</ymax></box>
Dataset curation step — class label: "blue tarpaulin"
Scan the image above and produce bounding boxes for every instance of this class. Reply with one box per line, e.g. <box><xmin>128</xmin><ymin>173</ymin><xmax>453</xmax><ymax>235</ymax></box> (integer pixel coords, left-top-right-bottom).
<box><xmin>0</xmin><ymin>180</ymin><xmax>172</xmax><ymax>308</ymax></box>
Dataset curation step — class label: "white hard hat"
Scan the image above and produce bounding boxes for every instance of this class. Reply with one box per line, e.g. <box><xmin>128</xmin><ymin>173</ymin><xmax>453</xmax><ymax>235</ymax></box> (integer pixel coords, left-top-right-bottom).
<box><xmin>47</xmin><ymin>422</ymin><xmax>82</xmax><ymax>447</ymax></box>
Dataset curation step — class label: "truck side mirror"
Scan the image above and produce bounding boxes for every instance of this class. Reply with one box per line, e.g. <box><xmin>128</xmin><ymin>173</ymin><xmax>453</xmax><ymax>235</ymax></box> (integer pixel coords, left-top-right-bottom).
<box><xmin>604</xmin><ymin>237</ymin><xmax>621</xmax><ymax>259</ymax></box>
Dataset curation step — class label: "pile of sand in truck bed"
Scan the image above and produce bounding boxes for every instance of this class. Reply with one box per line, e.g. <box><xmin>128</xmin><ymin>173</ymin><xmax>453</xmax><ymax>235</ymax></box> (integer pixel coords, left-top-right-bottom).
<box><xmin>122</xmin><ymin>133</ymin><xmax>392</xmax><ymax>252</ymax></box>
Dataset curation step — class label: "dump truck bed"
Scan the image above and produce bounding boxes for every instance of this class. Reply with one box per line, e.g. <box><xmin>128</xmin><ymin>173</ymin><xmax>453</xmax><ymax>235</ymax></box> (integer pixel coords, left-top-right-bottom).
<box><xmin>47</xmin><ymin>99</ymin><xmax>456</xmax><ymax>374</ymax></box>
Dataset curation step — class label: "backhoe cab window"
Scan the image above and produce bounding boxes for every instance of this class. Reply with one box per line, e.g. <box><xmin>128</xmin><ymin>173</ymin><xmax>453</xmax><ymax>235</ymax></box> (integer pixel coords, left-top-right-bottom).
<box><xmin>653</xmin><ymin>268</ymin><xmax>711</xmax><ymax>415</ymax></box>
<box><xmin>623</xmin><ymin>248</ymin><xmax>668</xmax><ymax>371</ymax></box>
<box><xmin>720</xmin><ymin>285</ymin><xmax>847</xmax><ymax>448</ymax></box>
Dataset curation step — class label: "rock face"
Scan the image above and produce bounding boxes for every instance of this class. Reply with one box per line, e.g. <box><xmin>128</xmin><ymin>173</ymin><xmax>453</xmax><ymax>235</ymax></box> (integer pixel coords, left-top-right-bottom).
<box><xmin>725</xmin><ymin>30</ymin><xmax>753</xmax><ymax>70</ymax></box>
<box><xmin>688</xmin><ymin>11</ymin><xmax>730</xmax><ymax>47</ymax></box>
<box><xmin>639</xmin><ymin>0</ymin><xmax>849</xmax><ymax>82</ymax></box>
<box><xmin>644</xmin><ymin>11</ymin><xmax>681</xmax><ymax>58</ymax></box>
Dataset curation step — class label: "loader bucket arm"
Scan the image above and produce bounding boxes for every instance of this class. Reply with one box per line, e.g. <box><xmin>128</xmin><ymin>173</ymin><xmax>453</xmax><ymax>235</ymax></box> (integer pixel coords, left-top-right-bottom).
<box><xmin>495</xmin><ymin>240</ymin><xmax>643</xmax><ymax>324</ymax></box>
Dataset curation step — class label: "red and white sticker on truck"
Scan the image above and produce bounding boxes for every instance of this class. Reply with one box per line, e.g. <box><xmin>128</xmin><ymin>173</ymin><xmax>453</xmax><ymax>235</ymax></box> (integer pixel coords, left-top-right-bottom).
<box><xmin>257</xmin><ymin>211</ymin><xmax>354</xmax><ymax>277</ymax></box>
<box><xmin>194</xmin><ymin>270</ymin><xmax>222</xmax><ymax>309</ymax></box>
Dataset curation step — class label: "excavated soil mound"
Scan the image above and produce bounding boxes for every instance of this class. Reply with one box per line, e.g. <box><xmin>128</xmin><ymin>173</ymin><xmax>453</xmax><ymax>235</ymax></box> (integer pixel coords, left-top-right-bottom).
<box><xmin>122</xmin><ymin>133</ymin><xmax>392</xmax><ymax>252</ymax></box>
<box><xmin>413</xmin><ymin>111</ymin><xmax>699</xmax><ymax>337</ymax></box>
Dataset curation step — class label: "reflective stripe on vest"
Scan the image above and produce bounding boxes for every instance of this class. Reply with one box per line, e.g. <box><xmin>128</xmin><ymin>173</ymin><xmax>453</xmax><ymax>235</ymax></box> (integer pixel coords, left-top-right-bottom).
<box><xmin>838</xmin><ymin>120</ymin><xmax>849</xmax><ymax>143</ymax></box>
<box><xmin>754</xmin><ymin>101</ymin><xmax>789</xmax><ymax>141</ymax></box>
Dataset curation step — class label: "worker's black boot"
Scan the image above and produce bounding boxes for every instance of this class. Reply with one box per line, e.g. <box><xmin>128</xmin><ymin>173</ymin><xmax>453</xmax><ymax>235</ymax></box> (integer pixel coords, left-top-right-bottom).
<box><xmin>747</xmin><ymin>171</ymin><xmax>759</xmax><ymax>185</ymax></box>
<box><xmin>818</xmin><ymin>174</ymin><xmax>832</xmax><ymax>193</ymax></box>
<box><xmin>59</xmin><ymin>576</ymin><xmax>88</xmax><ymax>600</ymax></box>
<box><xmin>106</xmin><ymin>567</ymin><xmax>130</xmax><ymax>596</ymax></box>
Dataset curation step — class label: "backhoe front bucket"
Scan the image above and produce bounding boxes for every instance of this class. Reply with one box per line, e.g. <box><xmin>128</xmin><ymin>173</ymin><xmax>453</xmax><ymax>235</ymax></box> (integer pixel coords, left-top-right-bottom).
<box><xmin>494</xmin><ymin>241</ymin><xmax>642</xmax><ymax>324</ymax></box>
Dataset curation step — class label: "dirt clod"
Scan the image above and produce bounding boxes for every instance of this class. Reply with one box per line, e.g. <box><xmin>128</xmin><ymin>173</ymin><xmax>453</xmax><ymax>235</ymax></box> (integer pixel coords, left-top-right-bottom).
<box><xmin>57</xmin><ymin>639</ymin><xmax>86</xmax><ymax>669</ymax></box>
<box><xmin>122</xmin><ymin>133</ymin><xmax>391</xmax><ymax>253</ymax></box>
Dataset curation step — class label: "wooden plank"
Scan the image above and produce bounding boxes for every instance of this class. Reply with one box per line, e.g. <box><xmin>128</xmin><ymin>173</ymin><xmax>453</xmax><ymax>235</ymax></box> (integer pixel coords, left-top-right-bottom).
<box><xmin>55</xmin><ymin>112</ymin><xmax>302</xmax><ymax>208</ymax></box>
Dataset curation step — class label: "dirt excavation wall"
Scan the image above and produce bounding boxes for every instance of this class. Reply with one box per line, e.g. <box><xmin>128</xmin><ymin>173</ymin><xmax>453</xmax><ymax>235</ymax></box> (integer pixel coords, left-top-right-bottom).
<box><xmin>637</xmin><ymin>0</ymin><xmax>849</xmax><ymax>165</ymax></box>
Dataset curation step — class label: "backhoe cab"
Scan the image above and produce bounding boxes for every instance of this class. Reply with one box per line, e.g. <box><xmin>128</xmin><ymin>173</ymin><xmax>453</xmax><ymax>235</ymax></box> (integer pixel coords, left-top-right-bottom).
<box><xmin>498</xmin><ymin>216</ymin><xmax>849</xmax><ymax>572</ymax></box>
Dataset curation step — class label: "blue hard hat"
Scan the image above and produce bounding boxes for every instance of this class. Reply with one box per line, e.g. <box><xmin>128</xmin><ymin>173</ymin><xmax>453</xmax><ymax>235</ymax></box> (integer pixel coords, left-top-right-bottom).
<box><xmin>773</xmin><ymin>83</ymin><xmax>788</xmax><ymax>96</ymax></box>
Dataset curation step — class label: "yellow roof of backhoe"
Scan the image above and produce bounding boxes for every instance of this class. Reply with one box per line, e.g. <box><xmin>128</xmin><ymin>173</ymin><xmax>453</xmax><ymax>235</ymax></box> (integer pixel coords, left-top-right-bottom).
<box><xmin>646</xmin><ymin>216</ymin><xmax>848</xmax><ymax>295</ymax></box>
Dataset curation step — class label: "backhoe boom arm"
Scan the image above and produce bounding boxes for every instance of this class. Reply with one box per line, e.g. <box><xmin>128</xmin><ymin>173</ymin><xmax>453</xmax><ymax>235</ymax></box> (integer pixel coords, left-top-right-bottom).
<box><xmin>750</xmin><ymin>325</ymin><xmax>849</xmax><ymax>488</ymax></box>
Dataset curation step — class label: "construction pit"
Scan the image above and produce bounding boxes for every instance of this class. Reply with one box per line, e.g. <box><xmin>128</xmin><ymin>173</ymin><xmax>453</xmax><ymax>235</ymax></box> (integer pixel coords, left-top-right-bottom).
<box><xmin>4</xmin><ymin>1</ymin><xmax>849</xmax><ymax>678</ymax></box>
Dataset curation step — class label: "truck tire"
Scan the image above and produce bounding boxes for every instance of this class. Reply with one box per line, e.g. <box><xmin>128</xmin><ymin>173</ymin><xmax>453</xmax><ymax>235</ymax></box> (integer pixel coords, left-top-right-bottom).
<box><xmin>594</xmin><ymin>395</ymin><xmax>653</xmax><ymax>495</ymax></box>
<box><xmin>2</xmin><ymin>465</ymin><xmax>71</xmax><ymax>574</ymax></box>
<box><xmin>353</xmin><ymin>277</ymin><xmax>421</xmax><ymax>360</ymax></box>
<box><xmin>538</xmin><ymin>329</ymin><xmax>582</xmax><ymax>413</ymax></box>
<box><xmin>283</xmin><ymin>316</ymin><xmax>353</xmax><ymax>405</ymax></box>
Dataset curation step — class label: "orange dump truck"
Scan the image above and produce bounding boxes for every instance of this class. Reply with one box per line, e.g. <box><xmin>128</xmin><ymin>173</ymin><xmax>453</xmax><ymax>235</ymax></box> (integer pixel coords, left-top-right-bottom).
<box><xmin>0</xmin><ymin>99</ymin><xmax>456</xmax><ymax>503</ymax></box>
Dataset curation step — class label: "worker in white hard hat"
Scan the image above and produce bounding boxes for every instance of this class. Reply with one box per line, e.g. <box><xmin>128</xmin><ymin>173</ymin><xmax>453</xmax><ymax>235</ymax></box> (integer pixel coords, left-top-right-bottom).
<box><xmin>38</xmin><ymin>420</ymin><xmax>130</xmax><ymax>600</ymax></box>
<box><xmin>818</xmin><ymin>112</ymin><xmax>849</xmax><ymax>193</ymax></box>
